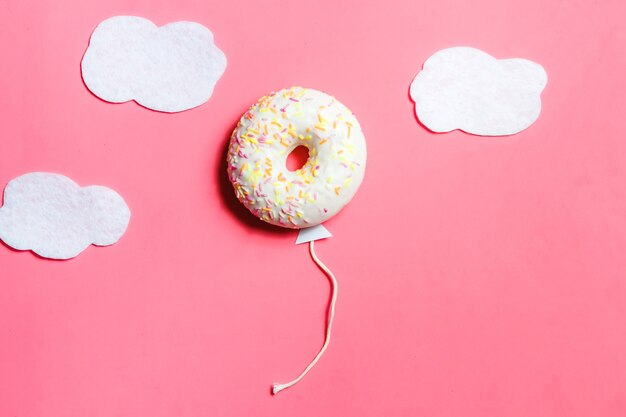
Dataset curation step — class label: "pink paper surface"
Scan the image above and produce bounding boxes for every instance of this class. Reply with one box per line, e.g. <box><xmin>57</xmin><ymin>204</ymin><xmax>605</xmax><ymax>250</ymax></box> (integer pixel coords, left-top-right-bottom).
<box><xmin>1</xmin><ymin>1</ymin><xmax>625</xmax><ymax>416</ymax></box>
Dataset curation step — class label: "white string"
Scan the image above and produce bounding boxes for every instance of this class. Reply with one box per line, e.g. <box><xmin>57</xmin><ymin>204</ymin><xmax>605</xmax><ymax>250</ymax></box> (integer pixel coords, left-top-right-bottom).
<box><xmin>272</xmin><ymin>240</ymin><xmax>338</xmax><ymax>395</ymax></box>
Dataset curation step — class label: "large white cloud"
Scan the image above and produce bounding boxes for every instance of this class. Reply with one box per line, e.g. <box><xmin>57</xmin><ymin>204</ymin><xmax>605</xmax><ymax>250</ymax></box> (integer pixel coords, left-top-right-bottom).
<box><xmin>0</xmin><ymin>173</ymin><xmax>130</xmax><ymax>260</ymax></box>
<box><xmin>81</xmin><ymin>16</ymin><xmax>227</xmax><ymax>113</ymax></box>
<box><xmin>410</xmin><ymin>47</ymin><xmax>547</xmax><ymax>136</ymax></box>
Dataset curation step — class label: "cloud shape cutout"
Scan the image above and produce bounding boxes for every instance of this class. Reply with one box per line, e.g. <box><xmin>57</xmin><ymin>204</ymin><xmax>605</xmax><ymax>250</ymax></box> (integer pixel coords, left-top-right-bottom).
<box><xmin>0</xmin><ymin>173</ymin><xmax>130</xmax><ymax>260</ymax></box>
<box><xmin>410</xmin><ymin>47</ymin><xmax>547</xmax><ymax>136</ymax></box>
<box><xmin>81</xmin><ymin>16</ymin><xmax>227</xmax><ymax>113</ymax></box>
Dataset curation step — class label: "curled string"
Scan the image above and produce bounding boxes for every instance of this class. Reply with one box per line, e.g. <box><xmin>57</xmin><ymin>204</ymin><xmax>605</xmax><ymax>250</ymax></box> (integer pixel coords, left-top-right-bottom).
<box><xmin>272</xmin><ymin>240</ymin><xmax>338</xmax><ymax>394</ymax></box>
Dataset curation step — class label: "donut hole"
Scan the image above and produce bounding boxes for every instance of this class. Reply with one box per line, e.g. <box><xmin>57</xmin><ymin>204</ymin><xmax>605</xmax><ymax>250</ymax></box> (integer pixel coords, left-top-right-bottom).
<box><xmin>286</xmin><ymin>145</ymin><xmax>310</xmax><ymax>171</ymax></box>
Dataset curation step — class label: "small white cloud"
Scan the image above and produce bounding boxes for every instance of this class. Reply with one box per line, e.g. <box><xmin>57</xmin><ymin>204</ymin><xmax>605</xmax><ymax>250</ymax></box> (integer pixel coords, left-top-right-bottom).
<box><xmin>410</xmin><ymin>47</ymin><xmax>547</xmax><ymax>136</ymax></box>
<box><xmin>81</xmin><ymin>16</ymin><xmax>227</xmax><ymax>113</ymax></box>
<box><xmin>0</xmin><ymin>173</ymin><xmax>130</xmax><ymax>260</ymax></box>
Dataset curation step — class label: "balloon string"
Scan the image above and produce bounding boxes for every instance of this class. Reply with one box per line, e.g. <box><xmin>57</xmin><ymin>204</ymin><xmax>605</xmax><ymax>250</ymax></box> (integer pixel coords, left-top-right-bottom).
<box><xmin>272</xmin><ymin>240</ymin><xmax>338</xmax><ymax>395</ymax></box>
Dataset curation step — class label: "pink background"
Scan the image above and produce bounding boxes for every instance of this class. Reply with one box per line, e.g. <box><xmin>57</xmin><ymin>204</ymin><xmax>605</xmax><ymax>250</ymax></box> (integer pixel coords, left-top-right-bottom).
<box><xmin>1</xmin><ymin>0</ymin><xmax>625</xmax><ymax>416</ymax></box>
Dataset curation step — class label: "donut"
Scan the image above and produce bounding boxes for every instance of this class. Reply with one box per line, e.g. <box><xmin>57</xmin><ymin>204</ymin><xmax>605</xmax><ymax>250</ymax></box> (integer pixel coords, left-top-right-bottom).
<box><xmin>227</xmin><ymin>87</ymin><xmax>367</xmax><ymax>229</ymax></box>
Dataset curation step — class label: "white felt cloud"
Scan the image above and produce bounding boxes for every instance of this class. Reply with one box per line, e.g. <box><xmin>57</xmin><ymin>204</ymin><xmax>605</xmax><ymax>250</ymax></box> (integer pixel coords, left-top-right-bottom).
<box><xmin>0</xmin><ymin>173</ymin><xmax>130</xmax><ymax>260</ymax></box>
<box><xmin>410</xmin><ymin>47</ymin><xmax>547</xmax><ymax>136</ymax></box>
<box><xmin>81</xmin><ymin>16</ymin><xmax>227</xmax><ymax>113</ymax></box>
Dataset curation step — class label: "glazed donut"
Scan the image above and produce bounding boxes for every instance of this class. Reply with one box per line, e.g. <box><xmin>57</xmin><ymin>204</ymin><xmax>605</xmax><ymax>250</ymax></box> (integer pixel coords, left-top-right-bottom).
<box><xmin>227</xmin><ymin>87</ymin><xmax>366</xmax><ymax>229</ymax></box>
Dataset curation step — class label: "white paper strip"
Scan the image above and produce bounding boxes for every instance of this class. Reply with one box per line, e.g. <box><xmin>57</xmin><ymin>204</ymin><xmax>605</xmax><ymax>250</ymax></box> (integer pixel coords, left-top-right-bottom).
<box><xmin>295</xmin><ymin>224</ymin><xmax>332</xmax><ymax>245</ymax></box>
